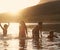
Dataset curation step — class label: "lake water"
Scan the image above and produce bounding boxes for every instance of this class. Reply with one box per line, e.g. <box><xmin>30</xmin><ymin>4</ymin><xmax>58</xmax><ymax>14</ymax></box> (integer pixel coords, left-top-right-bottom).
<box><xmin>0</xmin><ymin>30</ymin><xmax>60</xmax><ymax>50</ymax></box>
<box><xmin>0</xmin><ymin>23</ymin><xmax>60</xmax><ymax>50</ymax></box>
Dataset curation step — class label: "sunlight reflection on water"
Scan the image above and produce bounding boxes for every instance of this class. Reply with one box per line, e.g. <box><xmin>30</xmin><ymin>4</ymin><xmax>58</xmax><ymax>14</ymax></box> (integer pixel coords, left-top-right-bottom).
<box><xmin>0</xmin><ymin>23</ymin><xmax>60</xmax><ymax>50</ymax></box>
<box><xmin>0</xmin><ymin>32</ymin><xmax>60</xmax><ymax>50</ymax></box>
<box><xmin>0</xmin><ymin>23</ymin><xmax>33</xmax><ymax>37</ymax></box>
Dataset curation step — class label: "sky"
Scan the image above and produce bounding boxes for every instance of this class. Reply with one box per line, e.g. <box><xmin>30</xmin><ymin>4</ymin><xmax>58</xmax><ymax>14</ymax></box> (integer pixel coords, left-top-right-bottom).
<box><xmin>0</xmin><ymin>0</ymin><xmax>40</xmax><ymax>14</ymax></box>
<box><xmin>0</xmin><ymin>0</ymin><xmax>59</xmax><ymax>15</ymax></box>
<box><xmin>0</xmin><ymin>0</ymin><xmax>58</xmax><ymax>14</ymax></box>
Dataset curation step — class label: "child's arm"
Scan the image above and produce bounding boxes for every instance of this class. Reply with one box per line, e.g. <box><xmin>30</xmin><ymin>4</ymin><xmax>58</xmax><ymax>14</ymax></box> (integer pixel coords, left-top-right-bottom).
<box><xmin>0</xmin><ymin>24</ymin><xmax>4</xmax><ymax>29</ymax></box>
<box><xmin>8</xmin><ymin>23</ymin><xmax>10</xmax><ymax>26</ymax></box>
<box><xmin>54</xmin><ymin>35</ymin><xmax>58</xmax><ymax>38</ymax></box>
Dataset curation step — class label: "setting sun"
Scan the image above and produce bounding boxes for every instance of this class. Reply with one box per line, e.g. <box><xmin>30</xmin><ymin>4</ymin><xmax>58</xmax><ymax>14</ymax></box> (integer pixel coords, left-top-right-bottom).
<box><xmin>0</xmin><ymin>0</ymin><xmax>40</xmax><ymax>14</ymax></box>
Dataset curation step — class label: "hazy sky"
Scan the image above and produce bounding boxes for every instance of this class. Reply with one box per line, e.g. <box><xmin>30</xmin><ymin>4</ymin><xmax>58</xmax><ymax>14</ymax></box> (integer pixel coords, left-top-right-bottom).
<box><xmin>0</xmin><ymin>0</ymin><xmax>40</xmax><ymax>14</ymax></box>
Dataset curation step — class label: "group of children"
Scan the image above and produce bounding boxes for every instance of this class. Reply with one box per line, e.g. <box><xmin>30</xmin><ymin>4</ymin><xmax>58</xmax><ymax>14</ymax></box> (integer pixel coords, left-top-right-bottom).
<box><xmin>0</xmin><ymin>21</ymin><xmax>58</xmax><ymax>41</ymax></box>
<box><xmin>0</xmin><ymin>21</ymin><xmax>27</xmax><ymax>39</ymax></box>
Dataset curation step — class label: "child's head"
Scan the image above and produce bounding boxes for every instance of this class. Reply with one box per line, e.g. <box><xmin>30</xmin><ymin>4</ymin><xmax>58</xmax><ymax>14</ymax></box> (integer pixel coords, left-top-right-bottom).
<box><xmin>38</xmin><ymin>22</ymin><xmax>42</xmax><ymax>26</ymax></box>
<box><xmin>50</xmin><ymin>31</ymin><xmax>54</xmax><ymax>35</ymax></box>
<box><xmin>4</xmin><ymin>24</ymin><xmax>8</xmax><ymax>28</ymax></box>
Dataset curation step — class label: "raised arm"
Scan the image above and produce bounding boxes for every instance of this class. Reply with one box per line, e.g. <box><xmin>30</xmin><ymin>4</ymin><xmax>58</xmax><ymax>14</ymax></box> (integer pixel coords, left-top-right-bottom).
<box><xmin>8</xmin><ymin>23</ymin><xmax>10</xmax><ymax>26</ymax></box>
<box><xmin>0</xmin><ymin>24</ymin><xmax>4</xmax><ymax>29</ymax></box>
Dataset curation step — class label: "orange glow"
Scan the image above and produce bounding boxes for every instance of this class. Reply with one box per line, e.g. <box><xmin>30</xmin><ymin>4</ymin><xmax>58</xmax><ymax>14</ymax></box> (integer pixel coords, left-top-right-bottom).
<box><xmin>0</xmin><ymin>23</ymin><xmax>19</xmax><ymax>37</ymax></box>
<box><xmin>8</xmin><ymin>23</ymin><xmax>19</xmax><ymax>36</ymax></box>
<box><xmin>0</xmin><ymin>23</ymin><xmax>33</xmax><ymax>37</ymax></box>
<box><xmin>0</xmin><ymin>0</ymin><xmax>40</xmax><ymax>14</ymax></box>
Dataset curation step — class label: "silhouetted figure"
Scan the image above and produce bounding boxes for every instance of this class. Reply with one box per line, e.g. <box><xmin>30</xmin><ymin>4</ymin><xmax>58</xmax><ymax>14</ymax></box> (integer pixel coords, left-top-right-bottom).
<box><xmin>19</xmin><ymin>21</ymin><xmax>27</xmax><ymax>39</ymax></box>
<box><xmin>38</xmin><ymin>22</ymin><xmax>42</xmax><ymax>38</ymax></box>
<box><xmin>32</xmin><ymin>22</ymin><xmax>43</xmax><ymax>49</ymax></box>
<box><xmin>0</xmin><ymin>23</ymin><xmax>9</xmax><ymax>36</ymax></box>
<box><xmin>32</xmin><ymin>22</ymin><xmax>42</xmax><ymax>40</ymax></box>
<box><xmin>47</xmin><ymin>31</ymin><xmax>58</xmax><ymax>41</ymax></box>
<box><xmin>32</xmin><ymin>26</ymin><xmax>39</xmax><ymax>40</ymax></box>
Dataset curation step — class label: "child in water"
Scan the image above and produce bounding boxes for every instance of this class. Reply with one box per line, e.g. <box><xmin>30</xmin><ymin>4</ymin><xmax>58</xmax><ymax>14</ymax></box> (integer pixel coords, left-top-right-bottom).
<box><xmin>47</xmin><ymin>31</ymin><xmax>58</xmax><ymax>41</ymax></box>
<box><xmin>19</xmin><ymin>21</ymin><xmax>27</xmax><ymax>39</ymax></box>
<box><xmin>32</xmin><ymin>22</ymin><xmax>42</xmax><ymax>39</ymax></box>
<box><xmin>0</xmin><ymin>23</ymin><xmax>9</xmax><ymax>36</ymax></box>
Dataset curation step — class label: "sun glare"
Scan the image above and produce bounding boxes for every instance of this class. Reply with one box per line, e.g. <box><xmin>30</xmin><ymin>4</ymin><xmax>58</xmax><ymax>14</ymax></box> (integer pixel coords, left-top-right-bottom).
<box><xmin>0</xmin><ymin>23</ymin><xmax>33</xmax><ymax>37</ymax></box>
<box><xmin>8</xmin><ymin>23</ymin><xmax>19</xmax><ymax>36</ymax></box>
<box><xmin>0</xmin><ymin>23</ymin><xmax>19</xmax><ymax>37</ymax></box>
<box><xmin>0</xmin><ymin>0</ymin><xmax>40</xmax><ymax>14</ymax></box>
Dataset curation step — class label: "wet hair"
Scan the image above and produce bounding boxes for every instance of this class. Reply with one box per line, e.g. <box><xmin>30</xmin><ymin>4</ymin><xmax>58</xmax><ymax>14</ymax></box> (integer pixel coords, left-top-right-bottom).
<box><xmin>50</xmin><ymin>31</ymin><xmax>54</xmax><ymax>35</ymax></box>
<box><xmin>38</xmin><ymin>22</ymin><xmax>42</xmax><ymax>25</ymax></box>
<box><xmin>20</xmin><ymin>21</ymin><xmax>25</xmax><ymax>26</ymax></box>
<box><xmin>4</xmin><ymin>24</ymin><xmax>8</xmax><ymax>28</ymax></box>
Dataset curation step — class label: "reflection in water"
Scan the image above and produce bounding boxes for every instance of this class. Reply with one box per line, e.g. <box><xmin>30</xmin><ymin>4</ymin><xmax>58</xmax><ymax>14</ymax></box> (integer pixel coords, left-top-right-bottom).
<box><xmin>33</xmin><ymin>38</ymin><xmax>42</xmax><ymax>50</ymax></box>
<box><xmin>0</xmin><ymin>23</ymin><xmax>60</xmax><ymax>50</ymax></box>
<box><xmin>19</xmin><ymin>39</ymin><xmax>26</xmax><ymax>50</ymax></box>
<box><xmin>3</xmin><ymin>40</ymin><xmax>8</xmax><ymax>50</ymax></box>
<box><xmin>0</xmin><ymin>33</ymin><xmax>60</xmax><ymax>50</ymax></box>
